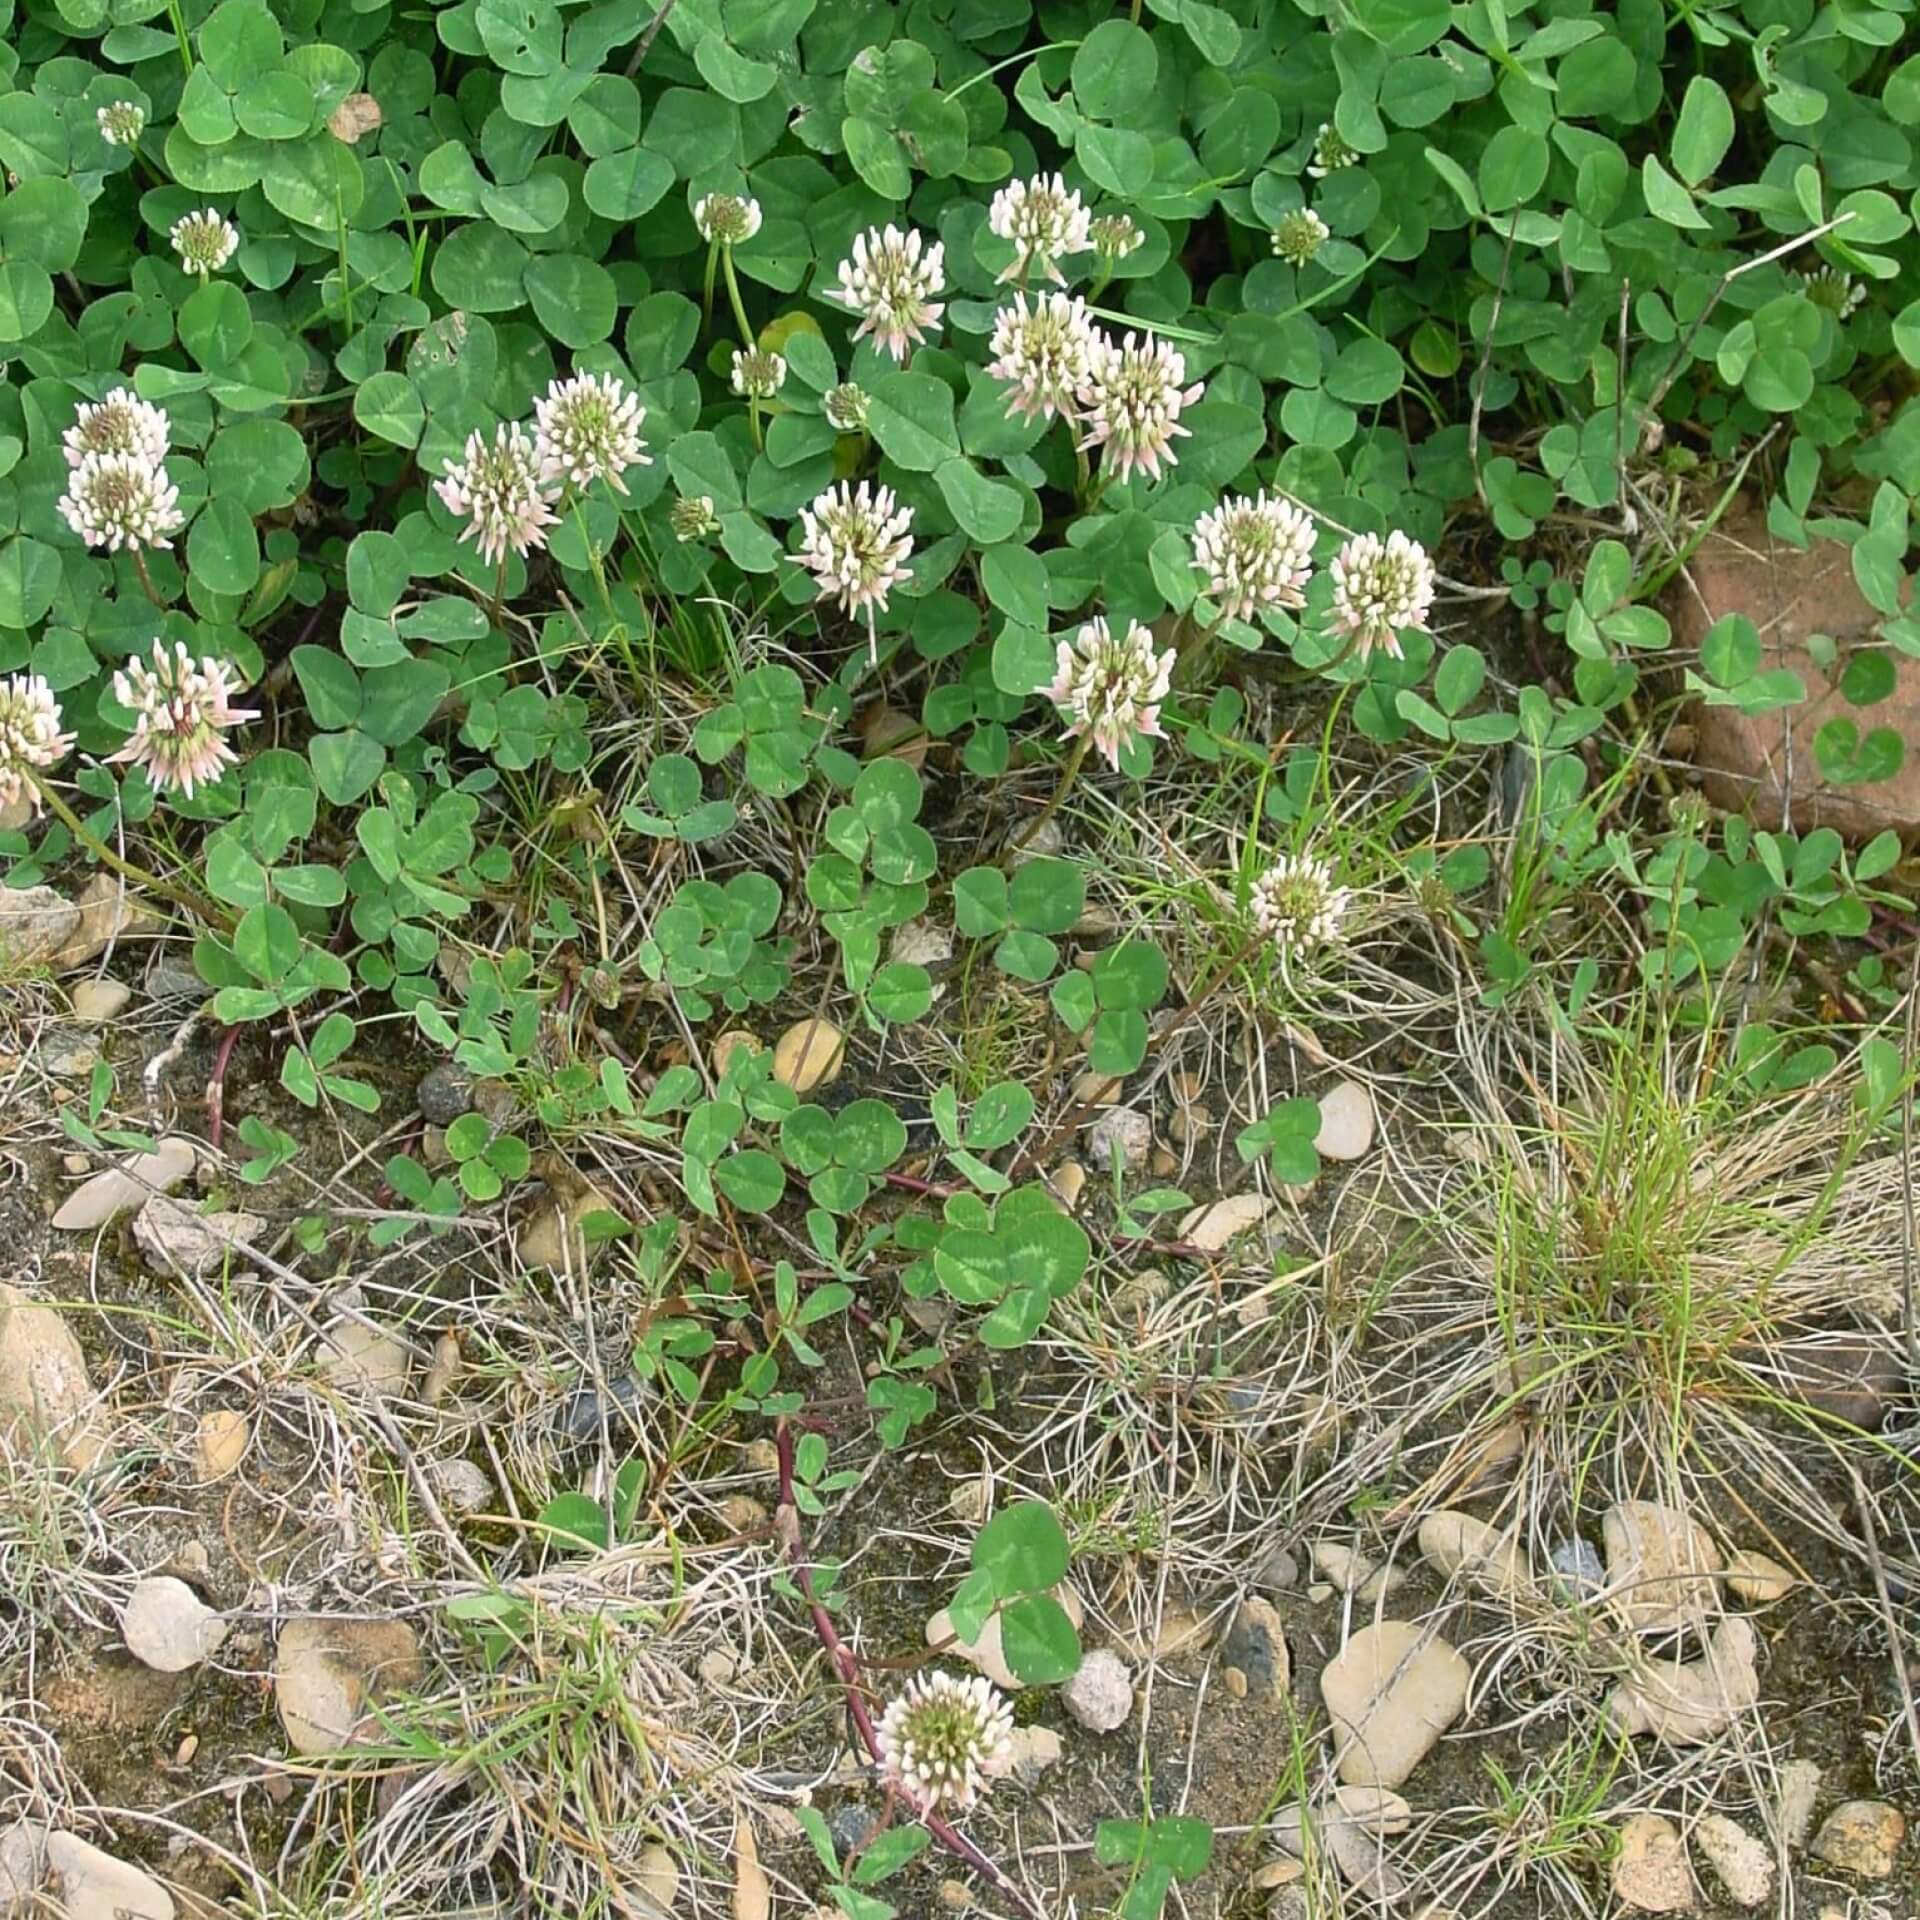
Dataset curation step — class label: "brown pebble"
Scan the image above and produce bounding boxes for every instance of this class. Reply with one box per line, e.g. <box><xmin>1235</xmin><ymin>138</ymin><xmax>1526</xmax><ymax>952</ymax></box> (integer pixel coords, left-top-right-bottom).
<box><xmin>1223</xmin><ymin>1666</ymin><xmax>1249</xmax><ymax>1699</ymax></box>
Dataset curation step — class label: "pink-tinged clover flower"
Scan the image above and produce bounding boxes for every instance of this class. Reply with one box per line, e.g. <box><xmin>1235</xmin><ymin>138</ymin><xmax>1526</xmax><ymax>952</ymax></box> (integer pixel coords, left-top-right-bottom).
<box><xmin>1192</xmin><ymin>492</ymin><xmax>1317</xmax><ymax>622</ymax></box>
<box><xmin>1076</xmin><ymin>331</ymin><xmax>1205</xmax><ymax>484</ymax></box>
<box><xmin>986</xmin><ymin>292</ymin><xmax>1098</xmax><ymax>425</ymax></box>
<box><xmin>987</xmin><ymin>173</ymin><xmax>1092</xmax><ymax>284</ymax></box>
<box><xmin>1328</xmin><ymin>530</ymin><xmax>1436</xmax><ymax>662</ymax></box>
<box><xmin>0</xmin><ymin>674</ymin><xmax>74</xmax><ymax>815</ymax></box>
<box><xmin>1047</xmin><ymin>615</ymin><xmax>1176</xmax><ymax>769</ymax></box>
<box><xmin>108</xmin><ymin>642</ymin><xmax>259</xmax><ymax>798</ymax></box>
<box><xmin>532</xmin><ymin>372</ymin><xmax>649</xmax><ymax>493</ymax></box>
<box><xmin>830</xmin><ymin>224</ymin><xmax>944</xmax><ymax>363</ymax></box>
<box><xmin>435</xmin><ymin>422</ymin><xmax>558</xmax><ymax>567</ymax></box>
<box><xmin>797</xmin><ymin>481</ymin><xmax>914</xmax><ymax>620</ymax></box>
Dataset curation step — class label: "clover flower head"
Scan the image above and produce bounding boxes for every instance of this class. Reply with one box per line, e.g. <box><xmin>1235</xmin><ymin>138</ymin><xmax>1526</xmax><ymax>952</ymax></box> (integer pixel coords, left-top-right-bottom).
<box><xmin>987</xmin><ymin>291</ymin><xmax>1098</xmax><ymax>425</ymax></box>
<box><xmin>108</xmin><ymin>642</ymin><xmax>259</xmax><ymax>799</ymax></box>
<box><xmin>435</xmin><ymin>421</ymin><xmax>557</xmax><ymax>567</ymax></box>
<box><xmin>1193</xmin><ymin>492</ymin><xmax>1317</xmax><ymax>622</ymax></box>
<box><xmin>988</xmin><ymin>172</ymin><xmax>1093</xmax><ymax>284</ymax></box>
<box><xmin>57</xmin><ymin>451</ymin><xmax>183</xmax><ymax>552</ymax></box>
<box><xmin>532</xmin><ymin>371</ymin><xmax>649</xmax><ymax>493</ymax></box>
<box><xmin>672</xmin><ymin>494</ymin><xmax>719</xmax><ymax>543</ymax></box>
<box><xmin>1076</xmin><ymin>330</ymin><xmax>1205</xmax><ymax>484</ymax></box>
<box><xmin>1047</xmin><ymin>614</ymin><xmax>1175</xmax><ymax>770</ymax></box>
<box><xmin>693</xmin><ymin>193</ymin><xmax>762</xmax><ymax>246</ymax></box>
<box><xmin>62</xmin><ymin>389</ymin><xmax>170</xmax><ymax>471</ymax></box>
<box><xmin>831</xmin><ymin>224</ymin><xmax>944</xmax><ymax>363</ymax></box>
<box><xmin>1271</xmin><ymin>207</ymin><xmax>1331</xmax><ymax>268</ymax></box>
<box><xmin>730</xmin><ymin>348</ymin><xmax>787</xmax><ymax>399</ymax></box>
<box><xmin>1307</xmin><ymin>122</ymin><xmax>1360</xmax><ymax>178</ymax></box>
<box><xmin>798</xmin><ymin>481</ymin><xmax>914</xmax><ymax>621</ymax></box>
<box><xmin>823</xmin><ymin>382</ymin><xmax>870</xmax><ymax>432</ymax></box>
<box><xmin>0</xmin><ymin>674</ymin><xmax>74</xmax><ymax>816</ymax></box>
<box><xmin>876</xmin><ymin>1672</ymin><xmax>1014</xmax><ymax>1814</ymax></box>
<box><xmin>96</xmin><ymin>100</ymin><xmax>146</xmax><ymax>147</ymax></box>
<box><xmin>1328</xmin><ymin>530</ymin><xmax>1436</xmax><ymax>662</ymax></box>
<box><xmin>1250</xmin><ymin>852</ymin><xmax>1350</xmax><ymax>956</ymax></box>
<box><xmin>1797</xmin><ymin>266</ymin><xmax>1865</xmax><ymax>318</ymax></box>
<box><xmin>170</xmin><ymin>207</ymin><xmax>239</xmax><ymax>274</ymax></box>
<box><xmin>1091</xmin><ymin>214</ymin><xmax>1145</xmax><ymax>260</ymax></box>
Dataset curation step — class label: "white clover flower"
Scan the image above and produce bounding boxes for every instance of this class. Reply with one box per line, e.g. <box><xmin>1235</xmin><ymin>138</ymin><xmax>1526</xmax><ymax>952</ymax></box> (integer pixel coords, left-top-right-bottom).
<box><xmin>170</xmin><ymin>208</ymin><xmax>239</xmax><ymax>274</ymax></box>
<box><xmin>532</xmin><ymin>371</ymin><xmax>649</xmax><ymax>494</ymax></box>
<box><xmin>1091</xmin><ymin>214</ymin><xmax>1145</xmax><ymax>260</ymax></box>
<box><xmin>730</xmin><ymin>348</ymin><xmax>787</xmax><ymax>399</ymax></box>
<box><xmin>1271</xmin><ymin>208</ymin><xmax>1330</xmax><ymax>268</ymax></box>
<box><xmin>876</xmin><ymin>1672</ymin><xmax>1014</xmax><ymax>1814</ymax></box>
<box><xmin>823</xmin><ymin>382</ymin><xmax>870</xmax><ymax>432</ymax></box>
<box><xmin>0</xmin><ymin>674</ymin><xmax>74</xmax><ymax>817</ymax></box>
<box><xmin>1047</xmin><ymin>615</ymin><xmax>1175</xmax><ymax>770</ymax></box>
<box><xmin>1797</xmin><ymin>266</ymin><xmax>1865</xmax><ymax>317</ymax></box>
<box><xmin>693</xmin><ymin>193</ymin><xmax>763</xmax><ymax>245</ymax></box>
<box><xmin>57</xmin><ymin>452</ymin><xmax>183</xmax><ymax>552</ymax></box>
<box><xmin>1076</xmin><ymin>330</ymin><xmax>1205</xmax><ymax>484</ymax></box>
<box><xmin>671</xmin><ymin>494</ymin><xmax>719</xmax><ymax>543</ymax></box>
<box><xmin>1192</xmin><ymin>492</ymin><xmax>1317</xmax><ymax>622</ymax></box>
<box><xmin>1328</xmin><ymin>530</ymin><xmax>1436</xmax><ymax>662</ymax></box>
<box><xmin>797</xmin><ymin>481</ymin><xmax>914</xmax><ymax>620</ymax></box>
<box><xmin>1250</xmin><ymin>852</ymin><xmax>1350</xmax><ymax>956</ymax></box>
<box><xmin>988</xmin><ymin>172</ymin><xmax>1093</xmax><ymax>285</ymax></box>
<box><xmin>987</xmin><ymin>291</ymin><xmax>1098</xmax><ymax>425</ymax></box>
<box><xmin>96</xmin><ymin>100</ymin><xmax>145</xmax><ymax>147</ymax></box>
<box><xmin>434</xmin><ymin>421</ymin><xmax>558</xmax><ymax>567</ymax></box>
<box><xmin>108</xmin><ymin>641</ymin><xmax>259</xmax><ymax>798</ymax></box>
<box><xmin>62</xmin><ymin>389</ymin><xmax>170</xmax><ymax>471</ymax></box>
<box><xmin>830</xmin><ymin>224</ymin><xmax>944</xmax><ymax>363</ymax></box>
<box><xmin>1307</xmin><ymin>122</ymin><xmax>1360</xmax><ymax>178</ymax></box>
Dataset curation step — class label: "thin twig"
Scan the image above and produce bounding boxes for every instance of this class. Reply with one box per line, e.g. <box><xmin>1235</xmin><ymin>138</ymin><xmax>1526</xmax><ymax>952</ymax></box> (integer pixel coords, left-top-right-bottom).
<box><xmin>1643</xmin><ymin>211</ymin><xmax>1856</xmax><ymax>421</ymax></box>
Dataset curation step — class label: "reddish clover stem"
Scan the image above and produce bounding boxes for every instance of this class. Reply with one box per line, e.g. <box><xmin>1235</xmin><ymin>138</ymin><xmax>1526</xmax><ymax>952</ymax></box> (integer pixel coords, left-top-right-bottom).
<box><xmin>206</xmin><ymin>1024</ymin><xmax>241</xmax><ymax>1148</ymax></box>
<box><xmin>772</xmin><ymin>1418</ymin><xmax>1045</xmax><ymax>1920</ymax></box>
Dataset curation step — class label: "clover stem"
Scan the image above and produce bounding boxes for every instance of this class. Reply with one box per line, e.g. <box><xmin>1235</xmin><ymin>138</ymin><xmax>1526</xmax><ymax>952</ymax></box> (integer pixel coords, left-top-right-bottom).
<box><xmin>27</xmin><ymin>774</ymin><xmax>232</xmax><ymax>931</ymax></box>
<box><xmin>131</xmin><ymin>549</ymin><xmax>166</xmax><ymax>609</ymax></box>
<box><xmin>702</xmin><ymin>238</ymin><xmax>719</xmax><ymax>333</ymax></box>
<box><xmin>489</xmin><ymin>553</ymin><xmax>508</xmax><ymax>627</ymax></box>
<box><xmin>1006</xmin><ymin>732</ymin><xmax>1088</xmax><ymax>867</ymax></box>
<box><xmin>720</xmin><ymin>245</ymin><xmax>754</xmax><ymax>351</ymax></box>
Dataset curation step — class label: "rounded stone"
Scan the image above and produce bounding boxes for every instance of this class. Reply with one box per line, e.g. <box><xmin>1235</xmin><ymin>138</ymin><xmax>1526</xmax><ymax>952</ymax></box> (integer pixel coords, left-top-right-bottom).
<box><xmin>416</xmin><ymin>1063</ymin><xmax>476</xmax><ymax>1125</ymax></box>
<box><xmin>122</xmin><ymin>1576</ymin><xmax>226</xmax><ymax>1673</ymax></box>
<box><xmin>1062</xmin><ymin>1648</ymin><xmax>1134</xmax><ymax>1731</ymax></box>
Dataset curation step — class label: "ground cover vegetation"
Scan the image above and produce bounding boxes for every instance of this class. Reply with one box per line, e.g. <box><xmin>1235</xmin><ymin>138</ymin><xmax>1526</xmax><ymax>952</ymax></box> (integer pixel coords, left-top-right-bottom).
<box><xmin>0</xmin><ymin>0</ymin><xmax>1918</xmax><ymax>1912</ymax></box>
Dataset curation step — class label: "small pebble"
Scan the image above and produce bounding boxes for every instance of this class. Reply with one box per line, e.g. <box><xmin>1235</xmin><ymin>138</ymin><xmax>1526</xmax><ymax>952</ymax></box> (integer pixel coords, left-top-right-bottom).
<box><xmin>1549</xmin><ymin>1537</ymin><xmax>1606</xmax><ymax>1601</ymax></box>
<box><xmin>1062</xmin><ymin>1648</ymin><xmax>1134</xmax><ymax>1731</ymax></box>
<box><xmin>1812</xmin><ymin>1801</ymin><xmax>1905</xmax><ymax>1878</ymax></box>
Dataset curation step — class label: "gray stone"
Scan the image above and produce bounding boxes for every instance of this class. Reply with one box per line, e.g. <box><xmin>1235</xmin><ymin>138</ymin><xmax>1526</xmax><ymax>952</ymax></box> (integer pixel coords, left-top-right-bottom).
<box><xmin>1220</xmin><ymin>1597</ymin><xmax>1290</xmax><ymax>1704</ymax></box>
<box><xmin>314</xmin><ymin>1318</ymin><xmax>411</xmax><ymax>1400</ymax></box>
<box><xmin>416</xmin><ymin>1062</ymin><xmax>476</xmax><ymax>1125</ymax></box>
<box><xmin>1085</xmin><ymin>1106</ymin><xmax>1152</xmax><ymax>1174</ymax></box>
<box><xmin>144</xmin><ymin>950</ymin><xmax>210</xmax><ymax>1002</ymax></box>
<box><xmin>132</xmin><ymin>1195</ymin><xmax>267</xmax><ymax>1279</ymax></box>
<box><xmin>430</xmin><ymin>1458</ymin><xmax>494</xmax><ymax>1515</ymax></box>
<box><xmin>1549</xmin><ymin>1538</ymin><xmax>1606</xmax><ymax>1601</ymax></box>
<box><xmin>0</xmin><ymin>886</ymin><xmax>81</xmax><ymax>971</ymax></box>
